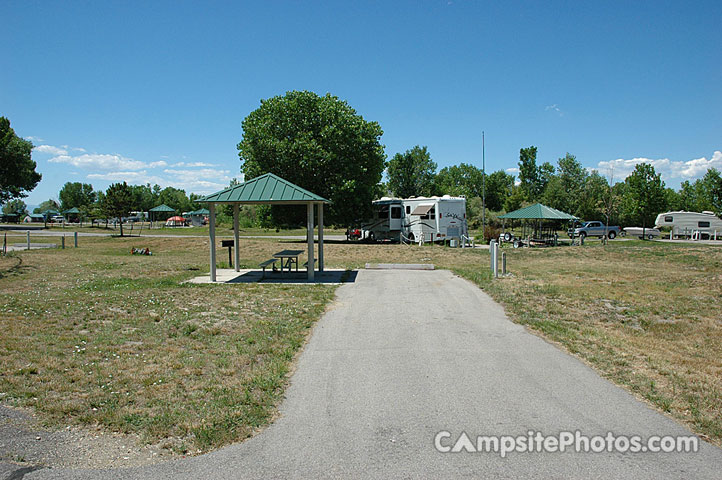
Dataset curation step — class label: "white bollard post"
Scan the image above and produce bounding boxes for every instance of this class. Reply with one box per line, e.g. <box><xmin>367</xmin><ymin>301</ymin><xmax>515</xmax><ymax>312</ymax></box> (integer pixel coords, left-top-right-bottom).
<box><xmin>74</xmin><ymin>231</ymin><xmax>78</xmax><ymax>248</ymax></box>
<box><xmin>494</xmin><ymin>242</ymin><xmax>499</xmax><ymax>278</ymax></box>
<box><xmin>490</xmin><ymin>240</ymin><xmax>496</xmax><ymax>274</ymax></box>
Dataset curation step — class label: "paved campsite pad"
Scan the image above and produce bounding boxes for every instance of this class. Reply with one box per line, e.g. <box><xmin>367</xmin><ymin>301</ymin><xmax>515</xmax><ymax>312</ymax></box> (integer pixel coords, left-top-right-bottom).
<box><xmin>364</xmin><ymin>263</ymin><xmax>434</xmax><ymax>270</ymax></box>
<box><xmin>11</xmin><ymin>269</ymin><xmax>722</xmax><ymax>479</ymax></box>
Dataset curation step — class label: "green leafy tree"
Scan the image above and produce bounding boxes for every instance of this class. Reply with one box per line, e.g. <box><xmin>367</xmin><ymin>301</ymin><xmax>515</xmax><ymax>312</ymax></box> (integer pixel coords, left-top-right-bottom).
<box><xmin>33</xmin><ymin>199</ymin><xmax>60</xmax><ymax>214</ymax></box>
<box><xmin>504</xmin><ymin>185</ymin><xmax>526</xmax><ymax>213</ymax></box>
<box><xmin>622</xmin><ymin>163</ymin><xmax>667</xmax><ymax>238</ymax></box>
<box><xmin>129</xmin><ymin>184</ymin><xmax>157</xmax><ymax>213</ymax></box>
<box><xmin>434</xmin><ymin>163</ymin><xmax>483</xmax><ymax>198</ymax></box>
<box><xmin>0</xmin><ymin>117</ymin><xmax>41</xmax><ymax>203</ymax></box>
<box><xmin>701</xmin><ymin>168</ymin><xmax>722</xmax><ymax>215</ymax></box>
<box><xmin>387</xmin><ymin>145</ymin><xmax>437</xmax><ymax>198</ymax></box>
<box><xmin>59</xmin><ymin>182</ymin><xmax>96</xmax><ymax>212</ymax></box>
<box><xmin>238</xmin><ymin>90</ymin><xmax>386</xmax><ymax>226</ymax></box>
<box><xmin>486</xmin><ymin>170</ymin><xmax>514</xmax><ymax>212</ymax></box>
<box><xmin>2</xmin><ymin>199</ymin><xmax>27</xmax><ymax>216</ymax></box>
<box><xmin>103</xmin><ymin>182</ymin><xmax>133</xmax><ymax>236</ymax></box>
<box><xmin>518</xmin><ymin>146</ymin><xmax>540</xmax><ymax>200</ymax></box>
<box><xmin>157</xmin><ymin>186</ymin><xmax>192</xmax><ymax>213</ymax></box>
<box><xmin>576</xmin><ymin>171</ymin><xmax>611</xmax><ymax>222</ymax></box>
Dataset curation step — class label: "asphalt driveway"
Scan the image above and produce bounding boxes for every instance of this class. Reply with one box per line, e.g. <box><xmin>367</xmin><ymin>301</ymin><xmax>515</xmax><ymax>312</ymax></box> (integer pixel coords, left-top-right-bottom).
<box><xmin>10</xmin><ymin>269</ymin><xmax>722</xmax><ymax>479</ymax></box>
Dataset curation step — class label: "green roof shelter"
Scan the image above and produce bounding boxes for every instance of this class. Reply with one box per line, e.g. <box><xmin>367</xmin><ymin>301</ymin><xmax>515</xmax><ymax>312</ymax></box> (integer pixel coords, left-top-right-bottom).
<box><xmin>149</xmin><ymin>204</ymin><xmax>175</xmax><ymax>223</ymax></box>
<box><xmin>200</xmin><ymin>173</ymin><xmax>330</xmax><ymax>281</ymax></box>
<box><xmin>499</xmin><ymin>203</ymin><xmax>578</xmax><ymax>220</ymax></box>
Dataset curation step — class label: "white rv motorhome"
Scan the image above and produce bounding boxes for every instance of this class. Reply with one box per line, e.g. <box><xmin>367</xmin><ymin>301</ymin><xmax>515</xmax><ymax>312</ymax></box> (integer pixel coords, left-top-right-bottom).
<box><xmin>361</xmin><ymin>196</ymin><xmax>467</xmax><ymax>243</ymax></box>
<box><xmin>655</xmin><ymin>211</ymin><xmax>722</xmax><ymax>239</ymax></box>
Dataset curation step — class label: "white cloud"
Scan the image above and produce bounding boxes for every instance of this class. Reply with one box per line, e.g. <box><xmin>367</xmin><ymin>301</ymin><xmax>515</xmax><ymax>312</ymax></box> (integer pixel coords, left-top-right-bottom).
<box><xmin>505</xmin><ymin>167</ymin><xmax>519</xmax><ymax>174</ymax></box>
<box><xmin>49</xmin><ymin>153</ymin><xmax>147</xmax><ymax>171</ymax></box>
<box><xmin>545</xmin><ymin>104</ymin><xmax>563</xmax><ymax>116</ymax></box>
<box><xmin>36</xmin><ymin>140</ymin><xmax>233</xmax><ymax>194</ymax></box>
<box><xmin>25</xmin><ymin>136</ymin><xmax>44</xmax><ymax>142</ymax></box>
<box><xmin>595</xmin><ymin>151</ymin><xmax>722</xmax><ymax>182</ymax></box>
<box><xmin>172</xmin><ymin>161</ymin><xmax>217</xmax><ymax>167</ymax></box>
<box><xmin>34</xmin><ymin>144</ymin><xmax>68</xmax><ymax>155</ymax></box>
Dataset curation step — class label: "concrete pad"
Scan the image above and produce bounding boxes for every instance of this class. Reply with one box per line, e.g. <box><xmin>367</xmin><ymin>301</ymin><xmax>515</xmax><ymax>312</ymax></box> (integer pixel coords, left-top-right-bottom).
<box><xmin>186</xmin><ymin>268</ymin><xmax>357</xmax><ymax>284</ymax></box>
<box><xmin>365</xmin><ymin>263</ymin><xmax>435</xmax><ymax>270</ymax></box>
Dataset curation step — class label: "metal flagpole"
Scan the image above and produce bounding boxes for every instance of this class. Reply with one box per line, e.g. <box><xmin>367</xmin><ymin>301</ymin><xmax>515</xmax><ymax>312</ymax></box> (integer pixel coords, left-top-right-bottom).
<box><xmin>482</xmin><ymin>131</ymin><xmax>486</xmax><ymax>242</ymax></box>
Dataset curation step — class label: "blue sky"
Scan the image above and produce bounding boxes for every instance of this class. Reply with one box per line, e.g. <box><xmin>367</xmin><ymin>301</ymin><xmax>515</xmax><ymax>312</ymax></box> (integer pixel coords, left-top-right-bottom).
<box><xmin>3</xmin><ymin>0</ymin><xmax>721</xmax><ymax>207</ymax></box>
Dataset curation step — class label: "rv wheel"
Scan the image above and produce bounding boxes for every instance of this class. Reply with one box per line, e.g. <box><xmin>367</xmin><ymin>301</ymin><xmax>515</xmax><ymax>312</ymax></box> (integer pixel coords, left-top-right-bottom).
<box><xmin>513</xmin><ymin>239</ymin><xmax>521</xmax><ymax>249</ymax></box>
<box><xmin>647</xmin><ymin>234</ymin><xmax>654</xmax><ymax>240</ymax></box>
<box><xmin>608</xmin><ymin>231</ymin><xmax>616</xmax><ymax>240</ymax></box>
<box><xmin>368</xmin><ymin>232</ymin><xmax>375</xmax><ymax>243</ymax></box>
<box><xmin>503</xmin><ymin>232</ymin><xmax>512</xmax><ymax>242</ymax></box>
<box><xmin>408</xmin><ymin>233</ymin><xmax>415</xmax><ymax>242</ymax></box>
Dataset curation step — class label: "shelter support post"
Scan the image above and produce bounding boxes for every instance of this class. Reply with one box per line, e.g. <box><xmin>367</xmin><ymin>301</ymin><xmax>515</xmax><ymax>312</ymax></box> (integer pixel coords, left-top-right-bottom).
<box><xmin>318</xmin><ymin>203</ymin><xmax>324</xmax><ymax>272</ymax></box>
<box><xmin>233</xmin><ymin>204</ymin><xmax>240</xmax><ymax>272</ymax></box>
<box><xmin>209</xmin><ymin>204</ymin><xmax>217</xmax><ymax>282</ymax></box>
<box><xmin>307</xmin><ymin>202</ymin><xmax>315</xmax><ymax>281</ymax></box>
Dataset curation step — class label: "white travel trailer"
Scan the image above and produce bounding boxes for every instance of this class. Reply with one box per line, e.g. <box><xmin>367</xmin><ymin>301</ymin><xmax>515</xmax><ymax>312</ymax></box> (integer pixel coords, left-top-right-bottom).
<box><xmin>361</xmin><ymin>196</ymin><xmax>467</xmax><ymax>243</ymax></box>
<box><xmin>655</xmin><ymin>211</ymin><xmax>722</xmax><ymax>240</ymax></box>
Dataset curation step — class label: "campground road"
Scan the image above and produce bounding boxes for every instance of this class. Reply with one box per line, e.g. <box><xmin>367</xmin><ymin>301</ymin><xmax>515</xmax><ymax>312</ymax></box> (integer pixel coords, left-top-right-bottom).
<box><xmin>10</xmin><ymin>269</ymin><xmax>722</xmax><ymax>479</ymax></box>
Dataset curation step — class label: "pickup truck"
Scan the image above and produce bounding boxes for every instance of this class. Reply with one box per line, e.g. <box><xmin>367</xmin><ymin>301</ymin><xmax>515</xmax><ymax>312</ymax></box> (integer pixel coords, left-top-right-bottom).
<box><xmin>569</xmin><ymin>221</ymin><xmax>622</xmax><ymax>239</ymax></box>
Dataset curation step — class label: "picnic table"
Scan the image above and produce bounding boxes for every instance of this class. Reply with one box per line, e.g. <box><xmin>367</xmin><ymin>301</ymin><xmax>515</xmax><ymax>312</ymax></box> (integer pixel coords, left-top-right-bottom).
<box><xmin>273</xmin><ymin>249</ymin><xmax>304</xmax><ymax>273</ymax></box>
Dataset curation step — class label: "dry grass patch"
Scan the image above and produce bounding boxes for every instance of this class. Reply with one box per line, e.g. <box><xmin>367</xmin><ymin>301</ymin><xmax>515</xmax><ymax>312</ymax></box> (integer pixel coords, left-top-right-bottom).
<box><xmin>460</xmin><ymin>241</ymin><xmax>722</xmax><ymax>445</ymax></box>
<box><xmin>0</xmin><ymin>236</ymin><xmax>335</xmax><ymax>454</ymax></box>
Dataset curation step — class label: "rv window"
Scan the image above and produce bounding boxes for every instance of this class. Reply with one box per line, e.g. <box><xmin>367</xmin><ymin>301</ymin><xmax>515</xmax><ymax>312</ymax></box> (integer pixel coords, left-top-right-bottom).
<box><xmin>422</xmin><ymin>207</ymin><xmax>436</xmax><ymax>220</ymax></box>
<box><xmin>391</xmin><ymin>206</ymin><xmax>402</xmax><ymax>219</ymax></box>
<box><xmin>698</xmin><ymin>221</ymin><xmax>710</xmax><ymax>228</ymax></box>
<box><xmin>378</xmin><ymin>205</ymin><xmax>389</xmax><ymax>219</ymax></box>
<box><xmin>406</xmin><ymin>206</ymin><xmax>411</xmax><ymax>214</ymax></box>
<box><xmin>665</xmin><ymin>216</ymin><xmax>673</xmax><ymax>222</ymax></box>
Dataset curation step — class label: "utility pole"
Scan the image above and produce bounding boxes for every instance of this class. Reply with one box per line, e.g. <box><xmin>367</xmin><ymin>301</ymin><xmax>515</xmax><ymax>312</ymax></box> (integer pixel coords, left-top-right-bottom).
<box><xmin>482</xmin><ymin>131</ymin><xmax>486</xmax><ymax>241</ymax></box>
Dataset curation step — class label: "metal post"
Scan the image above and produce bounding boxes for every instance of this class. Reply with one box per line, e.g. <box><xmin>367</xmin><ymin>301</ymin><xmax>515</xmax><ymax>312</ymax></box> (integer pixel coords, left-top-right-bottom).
<box><xmin>233</xmin><ymin>204</ymin><xmax>240</xmax><ymax>272</ymax></box>
<box><xmin>3</xmin><ymin>232</ymin><xmax>6</xmax><ymax>254</ymax></box>
<box><xmin>494</xmin><ymin>242</ymin><xmax>499</xmax><ymax>278</ymax></box>
<box><xmin>502</xmin><ymin>252</ymin><xmax>507</xmax><ymax>275</ymax></box>
<box><xmin>307</xmin><ymin>203</ymin><xmax>314</xmax><ymax>281</ymax></box>
<box><xmin>61</xmin><ymin>235</ymin><xmax>65</xmax><ymax>249</ymax></box>
<box><xmin>209</xmin><ymin>204</ymin><xmax>216</xmax><ymax>282</ymax></box>
<box><xmin>27</xmin><ymin>231</ymin><xmax>30</xmax><ymax>250</ymax></box>
<box><xmin>74</xmin><ymin>231</ymin><xmax>78</xmax><ymax>248</ymax></box>
<box><xmin>490</xmin><ymin>239</ymin><xmax>496</xmax><ymax>274</ymax></box>
<box><xmin>318</xmin><ymin>203</ymin><xmax>324</xmax><ymax>272</ymax></box>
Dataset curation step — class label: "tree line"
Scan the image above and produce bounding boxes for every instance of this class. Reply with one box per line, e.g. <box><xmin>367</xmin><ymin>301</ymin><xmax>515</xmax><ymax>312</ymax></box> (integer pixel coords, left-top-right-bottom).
<box><xmin>4</xmin><ymin>94</ymin><xmax>722</xmax><ymax>232</ymax></box>
<box><xmin>384</xmin><ymin>144</ymin><xmax>722</xmax><ymax>230</ymax></box>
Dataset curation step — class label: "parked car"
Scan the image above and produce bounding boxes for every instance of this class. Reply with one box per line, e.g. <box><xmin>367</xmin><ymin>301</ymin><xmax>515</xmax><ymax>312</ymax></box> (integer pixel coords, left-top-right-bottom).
<box><xmin>51</xmin><ymin>215</ymin><xmax>65</xmax><ymax>223</ymax></box>
<box><xmin>569</xmin><ymin>221</ymin><xmax>622</xmax><ymax>239</ymax></box>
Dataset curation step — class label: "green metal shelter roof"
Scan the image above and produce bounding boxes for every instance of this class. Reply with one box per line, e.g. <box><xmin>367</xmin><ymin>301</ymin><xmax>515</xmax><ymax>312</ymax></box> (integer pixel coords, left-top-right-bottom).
<box><xmin>63</xmin><ymin>207</ymin><xmax>81</xmax><ymax>214</ymax></box>
<box><xmin>200</xmin><ymin>173</ymin><xmax>329</xmax><ymax>204</ymax></box>
<box><xmin>189</xmin><ymin>208</ymin><xmax>210</xmax><ymax>215</ymax></box>
<box><xmin>150</xmin><ymin>204</ymin><xmax>175</xmax><ymax>212</ymax></box>
<box><xmin>499</xmin><ymin>203</ymin><xmax>578</xmax><ymax>220</ymax></box>
<box><xmin>42</xmin><ymin>209</ymin><xmax>60</xmax><ymax>216</ymax></box>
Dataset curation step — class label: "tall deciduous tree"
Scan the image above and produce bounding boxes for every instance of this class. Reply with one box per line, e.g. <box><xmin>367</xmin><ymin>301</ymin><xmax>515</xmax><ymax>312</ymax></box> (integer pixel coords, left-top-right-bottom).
<box><xmin>623</xmin><ymin>163</ymin><xmax>667</xmax><ymax>238</ymax></box>
<box><xmin>33</xmin><ymin>199</ymin><xmax>60</xmax><ymax>214</ymax></box>
<box><xmin>701</xmin><ymin>168</ymin><xmax>722</xmax><ymax>215</ymax></box>
<box><xmin>486</xmin><ymin>170</ymin><xmax>515</xmax><ymax>211</ymax></box>
<box><xmin>238</xmin><ymin>90</ymin><xmax>386</xmax><ymax>226</ymax></box>
<box><xmin>518</xmin><ymin>146</ymin><xmax>540</xmax><ymax>200</ymax></box>
<box><xmin>103</xmin><ymin>182</ymin><xmax>133</xmax><ymax>236</ymax></box>
<box><xmin>2</xmin><ymin>199</ymin><xmax>27</xmax><ymax>216</ymax></box>
<box><xmin>59</xmin><ymin>182</ymin><xmax>96</xmax><ymax>213</ymax></box>
<box><xmin>0</xmin><ymin>117</ymin><xmax>41</xmax><ymax>203</ymax></box>
<box><xmin>435</xmin><ymin>163</ymin><xmax>483</xmax><ymax>198</ymax></box>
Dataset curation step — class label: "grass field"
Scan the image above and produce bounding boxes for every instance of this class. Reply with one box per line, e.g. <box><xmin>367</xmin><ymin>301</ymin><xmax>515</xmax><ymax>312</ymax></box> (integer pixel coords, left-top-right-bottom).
<box><xmin>1</xmin><ymin>236</ymin><xmax>720</xmax><ymax>456</ymax></box>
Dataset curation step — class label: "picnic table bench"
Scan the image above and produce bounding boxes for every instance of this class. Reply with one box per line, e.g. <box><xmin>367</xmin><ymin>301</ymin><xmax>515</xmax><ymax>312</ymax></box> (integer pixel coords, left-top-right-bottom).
<box><xmin>273</xmin><ymin>249</ymin><xmax>304</xmax><ymax>272</ymax></box>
